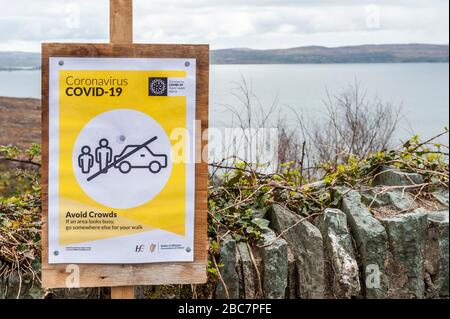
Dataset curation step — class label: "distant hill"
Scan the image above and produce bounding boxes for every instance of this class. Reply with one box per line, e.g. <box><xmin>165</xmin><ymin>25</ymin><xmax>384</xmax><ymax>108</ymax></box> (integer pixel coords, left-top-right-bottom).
<box><xmin>0</xmin><ymin>44</ymin><xmax>448</xmax><ymax>68</ymax></box>
<box><xmin>0</xmin><ymin>52</ymin><xmax>40</xmax><ymax>70</ymax></box>
<box><xmin>211</xmin><ymin>44</ymin><xmax>449</xmax><ymax>64</ymax></box>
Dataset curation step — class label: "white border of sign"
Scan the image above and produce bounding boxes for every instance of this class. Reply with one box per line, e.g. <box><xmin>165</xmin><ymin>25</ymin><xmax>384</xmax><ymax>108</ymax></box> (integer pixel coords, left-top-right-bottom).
<box><xmin>48</xmin><ymin>57</ymin><xmax>196</xmax><ymax>264</ymax></box>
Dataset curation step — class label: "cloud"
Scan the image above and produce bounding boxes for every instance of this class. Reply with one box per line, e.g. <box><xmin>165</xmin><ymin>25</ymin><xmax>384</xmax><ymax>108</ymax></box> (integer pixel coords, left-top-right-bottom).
<box><xmin>0</xmin><ymin>0</ymin><xmax>108</xmax><ymax>49</ymax></box>
<box><xmin>133</xmin><ymin>1</ymin><xmax>449</xmax><ymax>48</ymax></box>
<box><xmin>0</xmin><ymin>0</ymin><xmax>447</xmax><ymax>52</ymax></box>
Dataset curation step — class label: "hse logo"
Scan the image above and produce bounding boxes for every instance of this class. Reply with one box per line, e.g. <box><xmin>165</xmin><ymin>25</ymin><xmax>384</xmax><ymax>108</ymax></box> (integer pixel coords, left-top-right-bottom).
<box><xmin>149</xmin><ymin>77</ymin><xmax>167</xmax><ymax>96</ymax></box>
<box><xmin>134</xmin><ymin>244</ymin><xmax>158</xmax><ymax>253</ymax></box>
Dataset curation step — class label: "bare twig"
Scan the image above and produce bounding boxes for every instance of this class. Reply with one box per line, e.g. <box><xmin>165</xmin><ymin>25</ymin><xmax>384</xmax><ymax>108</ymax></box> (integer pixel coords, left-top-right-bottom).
<box><xmin>0</xmin><ymin>157</ymin><xmax>41</xmax><ymax>167</ymax></box>
<box><xmin>211</xmin><ymin>253</ymin><xmax>229</xmax><ymax>299</ymax></box>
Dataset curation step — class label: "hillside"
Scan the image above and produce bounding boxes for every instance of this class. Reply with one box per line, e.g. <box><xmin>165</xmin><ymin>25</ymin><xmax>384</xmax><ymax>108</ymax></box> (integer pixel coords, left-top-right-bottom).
<box><xmin>0</xmin><ymin>44</ymin><xmax>448</xmax><ymax>69</ymax></box>
<box><xmin>0</xmin><ymin>97</ymin><xmax>40</xmax><ymax>147</ymax></box>
<box><xmin>211</xmin><ymin>44</ymin><xmax>449</xmax><ymax>64</ymax></box>
<box><xmin>0</xmin><ymin>51</ymin><xmax>40</xmax><ymax>70</ymax></box>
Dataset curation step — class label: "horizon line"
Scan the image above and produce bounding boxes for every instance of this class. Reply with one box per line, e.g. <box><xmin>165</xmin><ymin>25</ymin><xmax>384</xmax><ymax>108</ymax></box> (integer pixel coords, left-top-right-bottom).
<box><xmin>1</xmin><ymin>42</ymin><xmax>449</xmax><ymax>54</ymax></box>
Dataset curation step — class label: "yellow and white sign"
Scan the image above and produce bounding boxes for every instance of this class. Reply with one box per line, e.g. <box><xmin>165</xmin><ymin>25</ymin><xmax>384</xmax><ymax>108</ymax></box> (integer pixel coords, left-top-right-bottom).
<box><xmin>48</xmin><ymin>57</ymin><xmax>196</xmax><ymax>263</ymax></box>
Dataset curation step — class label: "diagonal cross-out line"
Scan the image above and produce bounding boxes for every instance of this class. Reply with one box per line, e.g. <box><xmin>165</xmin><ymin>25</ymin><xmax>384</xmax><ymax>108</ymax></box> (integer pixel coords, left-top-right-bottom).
<box><xmin>86</xmin><ymin>136</ymin><xmax>158</xmax><ymax>182</ymax></box>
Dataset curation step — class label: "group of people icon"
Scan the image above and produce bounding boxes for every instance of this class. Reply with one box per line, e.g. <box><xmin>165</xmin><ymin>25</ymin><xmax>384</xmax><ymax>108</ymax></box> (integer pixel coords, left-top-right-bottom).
<box><xmin>78</xmin><ymin>139</ymin><xmax>113</xmax><ymax>174</ymax></box>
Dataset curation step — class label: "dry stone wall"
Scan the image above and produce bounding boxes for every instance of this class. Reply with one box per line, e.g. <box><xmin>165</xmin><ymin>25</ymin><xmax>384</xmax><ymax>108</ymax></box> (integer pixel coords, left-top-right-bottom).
<box><xmin>1</xmin><ymin>168</ymin><xmax>448</xmax><ymax>299</ymax></box>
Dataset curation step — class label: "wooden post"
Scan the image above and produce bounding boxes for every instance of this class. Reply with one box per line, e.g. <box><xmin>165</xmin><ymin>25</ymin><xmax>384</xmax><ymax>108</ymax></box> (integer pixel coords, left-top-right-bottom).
<box><xmin>110</xmin><ymin>0</ymin><xmax>134</xmax><ymax>299</ymax></box>
<box><xmin>111</xmin><ymin>286</ymin><xmax>135</xmax><ymax>299</ymax></box>
<box><xmin>110</xmin><ymin>0</ymin><xmax>133</xmax><ymax>44</ymax></box>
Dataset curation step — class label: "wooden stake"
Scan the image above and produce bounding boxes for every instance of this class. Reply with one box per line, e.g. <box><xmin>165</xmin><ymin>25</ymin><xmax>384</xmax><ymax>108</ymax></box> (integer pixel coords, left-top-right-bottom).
<box><xmin>111</xmin><ymin>286</ymin><xmax>135</xmax><ymax>299</ymax></box>
<box><xmin>110</xmin><ymin>0</ymin><xmax>133</xmax><ymax>44</ymax></box>
<box><xmin>109</xmin><ymin>0</ymin><xmax>135</xmax><ymax>300</ymax></box>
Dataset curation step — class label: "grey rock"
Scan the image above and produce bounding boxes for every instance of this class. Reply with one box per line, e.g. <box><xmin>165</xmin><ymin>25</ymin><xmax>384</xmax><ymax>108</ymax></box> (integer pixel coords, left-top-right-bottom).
<box><xmin>335</xmin><ymin>187</ymin><xmax>388</xmax><ymax>299</ymax></box>
<box><xmin>432</xmin><ymin>189</ymin><xmax>449</xmax><ymax>208</ymax></box>
<box><xmin>425</xmin><ymin>210</ymin><xmax>449</xmax><ymax>297</ymax></box>
<box><xmin>319</xmin><ymin>208</ymin><xmax>361</xmax><ymax>299</ymax></box>
<box><xmin>267</xmin><ymin>204</ymin><xmax>324</xmax><ymax>299</ymax></box>
<box><xmin>215</xmin><ymin>234</ymin><xmax>240</xmax><ymax>299</ymax></box>
<box><xmin>428</xmin><ymin>209</ymin><xmax>449</xmax><ymax>223</ymax></box>
<box><xmin>372</xmin><ymin>166</ymin><xmax>424</xmax><ymax>189</ymax></box>
<box><xmin>385</xmin><ymin>191</ymin><xmax>415</xmax><ymax>211</ymax></box>
<box><xmin>256</xmin><ymin>229</ymin><xmax>288</xmax><ymax>299</ymax></box>
<box><xmin>285</xmin><ymin>248</ymin><xmax>298</xmax><ymax>299</ymax></box>
<box><xmin>236</xmin><ymin>242</ymin><xmax>257</xmax><ymax>299</ymax></box>
<box><xmin>380</xmin><ymin>209</ymin><xmax>428</xmax><ymax>299</ymax></box>
<box><xmin>360</xmin><ymin>189</ymin><xmax>388</xmax><ymax>208</ymax></box>
<box><xmin>361</xmin><ymin>189</ymin><xmax>415</xmax><ymax>211</ymax></box>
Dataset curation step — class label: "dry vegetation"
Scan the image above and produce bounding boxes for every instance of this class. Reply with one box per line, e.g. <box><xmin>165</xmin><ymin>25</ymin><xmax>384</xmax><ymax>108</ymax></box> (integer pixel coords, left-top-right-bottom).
<box><xmin>0</xmin><ymin>97</ymin><xmax>40</xmax><ymax>148</ymax></box>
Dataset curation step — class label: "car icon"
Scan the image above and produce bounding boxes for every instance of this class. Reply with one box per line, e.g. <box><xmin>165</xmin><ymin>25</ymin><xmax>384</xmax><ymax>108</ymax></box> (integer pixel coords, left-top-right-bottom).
<box><xmin>113</xmin><ymin>145</ymin><xmax>167</xmax><ymax>174</ymax></box>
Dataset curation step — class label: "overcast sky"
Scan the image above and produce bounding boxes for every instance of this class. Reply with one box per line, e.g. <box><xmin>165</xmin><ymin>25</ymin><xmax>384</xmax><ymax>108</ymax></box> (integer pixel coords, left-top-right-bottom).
<box><xmin>0</xmin><ymin>0</ymin><xmax>448</xmax><ymax>52</ymax></box>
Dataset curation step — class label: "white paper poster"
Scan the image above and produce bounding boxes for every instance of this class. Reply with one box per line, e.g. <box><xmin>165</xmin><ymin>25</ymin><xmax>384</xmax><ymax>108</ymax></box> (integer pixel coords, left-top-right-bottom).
<box><xmin>48</xmin><ymin>57</ymin><xmax>196</xmax><ymax>263</ymax></box>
